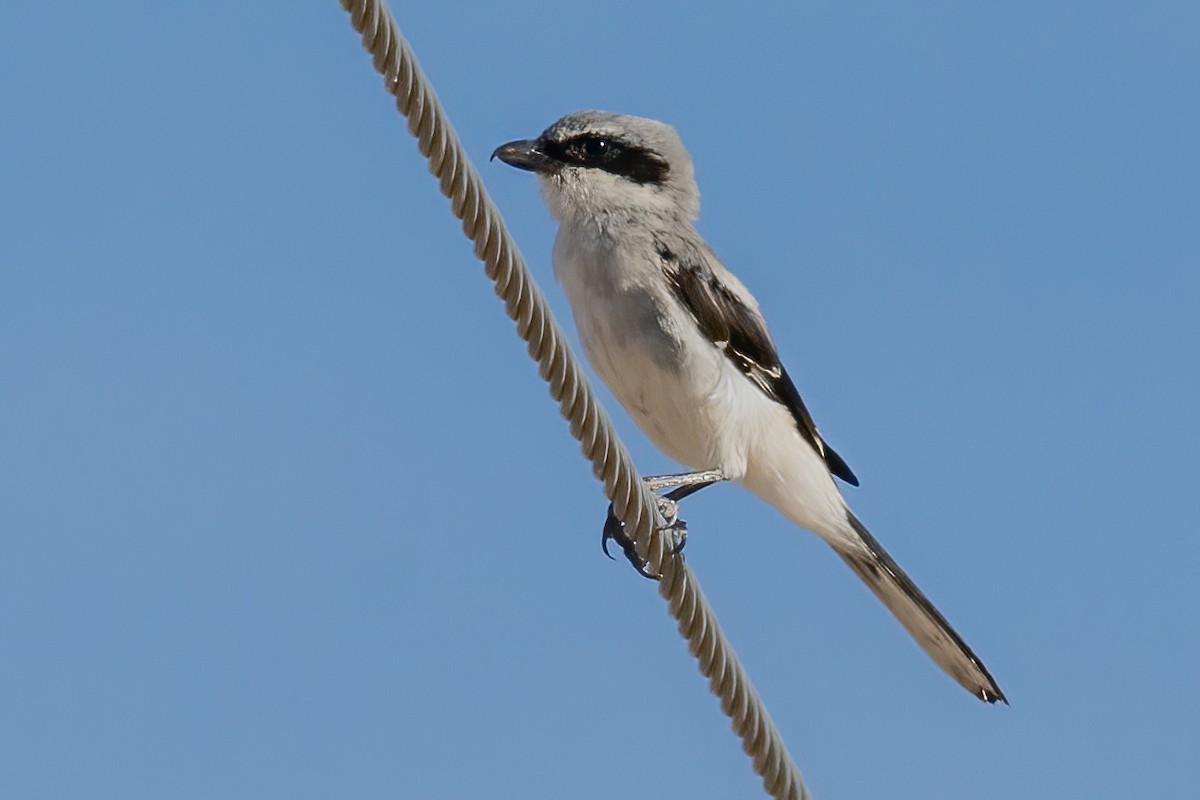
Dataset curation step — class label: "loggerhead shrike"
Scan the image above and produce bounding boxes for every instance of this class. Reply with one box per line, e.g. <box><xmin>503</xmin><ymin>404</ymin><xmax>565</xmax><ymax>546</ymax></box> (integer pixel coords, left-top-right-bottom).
<box><xmin>493</xmin><ymin>111</ymin><xmax>1005</xmax><ymax>704</ymax></box>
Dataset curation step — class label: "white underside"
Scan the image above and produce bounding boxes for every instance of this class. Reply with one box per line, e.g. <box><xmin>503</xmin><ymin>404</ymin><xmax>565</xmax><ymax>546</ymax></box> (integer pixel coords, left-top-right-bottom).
<box><xmin>553</xmin><ymin>226</ymin><xmax>855</xmax><ymax>548</ymax></box>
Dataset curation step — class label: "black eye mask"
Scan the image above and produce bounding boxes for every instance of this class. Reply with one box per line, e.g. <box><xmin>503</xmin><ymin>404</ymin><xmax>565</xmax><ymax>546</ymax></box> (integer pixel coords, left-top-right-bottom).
<box><xmin>542</xmin><ymin>134</ymin><xmax>671</xmax><ymax>186</ymax></box>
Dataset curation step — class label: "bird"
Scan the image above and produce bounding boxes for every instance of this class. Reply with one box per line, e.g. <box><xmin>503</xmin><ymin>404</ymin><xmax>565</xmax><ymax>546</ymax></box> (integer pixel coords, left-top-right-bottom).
<box><xmin>492</xmin><ymin>110</ymin><xmax>1005</xmax><ymax>704</ymax></box>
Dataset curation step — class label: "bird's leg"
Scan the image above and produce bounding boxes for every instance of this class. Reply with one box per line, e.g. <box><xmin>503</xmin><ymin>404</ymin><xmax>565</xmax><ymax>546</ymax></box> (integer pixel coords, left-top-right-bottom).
<box><xmin>641</xmin><ymin>469</ymin><xmax>728</xmax><ymax>527</ymax></box>
<box><xmin>602</xmin><ymin>470</ymin><xmax>727</xmax><ymax>579</ymax></box>
<box><xmin>642</xmin><ymin>469</ymin><xmax>728</xmax><ymax>494</ymax></box>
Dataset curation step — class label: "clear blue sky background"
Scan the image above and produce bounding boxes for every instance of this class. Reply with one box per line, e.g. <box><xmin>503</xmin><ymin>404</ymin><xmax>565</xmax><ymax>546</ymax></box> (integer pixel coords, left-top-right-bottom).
<box><xmin>3</xmin><ymin>2</ymin><xmax>1198</xmax><ymax>798</ymax></box>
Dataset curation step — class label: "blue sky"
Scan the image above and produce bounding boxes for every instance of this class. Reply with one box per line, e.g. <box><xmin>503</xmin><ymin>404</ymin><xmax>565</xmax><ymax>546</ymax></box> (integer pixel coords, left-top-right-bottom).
<box><xmin>2</xmin><ymin>2</ymin><xmax>1198</xmax><ymax>798</ymax></box>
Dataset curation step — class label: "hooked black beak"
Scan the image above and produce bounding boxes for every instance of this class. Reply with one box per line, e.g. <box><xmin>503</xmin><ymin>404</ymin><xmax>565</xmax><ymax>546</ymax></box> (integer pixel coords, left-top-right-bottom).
<box><xmin>491</xmin><ymin>139</ymin><xmax>552</xmax><ymax>172</ymax></box>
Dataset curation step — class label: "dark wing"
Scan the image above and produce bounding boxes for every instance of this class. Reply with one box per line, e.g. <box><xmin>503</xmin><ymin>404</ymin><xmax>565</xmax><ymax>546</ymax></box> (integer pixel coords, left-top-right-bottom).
<box><xmin>657</xmin><ymin>239</ymin><xmax>858</xmax><ymax>486</ymax></box>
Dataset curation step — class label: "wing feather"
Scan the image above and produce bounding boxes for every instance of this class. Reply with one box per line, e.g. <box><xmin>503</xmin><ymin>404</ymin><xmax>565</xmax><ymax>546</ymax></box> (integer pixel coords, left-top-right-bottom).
<box><xmin>657</xmin><ymin>238</ymin><xmax>859</xmax><ymax>486</ymax></box>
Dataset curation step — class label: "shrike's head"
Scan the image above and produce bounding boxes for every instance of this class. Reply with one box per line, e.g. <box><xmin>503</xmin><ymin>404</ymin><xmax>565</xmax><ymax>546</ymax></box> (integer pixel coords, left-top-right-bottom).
<box><xmin>492</xmin><ymin>111</ymin><xmax>699</xmax><ymax>226</ymax></box>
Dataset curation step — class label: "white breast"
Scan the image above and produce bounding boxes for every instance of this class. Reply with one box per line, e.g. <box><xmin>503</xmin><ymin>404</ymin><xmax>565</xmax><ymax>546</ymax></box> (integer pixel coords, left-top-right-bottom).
<box><xmin>552</xmin><ymin>227</ymin><xmax>738</xmax><ymax>472</ymax></box>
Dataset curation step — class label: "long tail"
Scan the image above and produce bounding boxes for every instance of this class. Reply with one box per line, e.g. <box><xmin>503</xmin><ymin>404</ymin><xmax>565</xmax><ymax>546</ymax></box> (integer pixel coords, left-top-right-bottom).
<box><xmin>836</xmin><ymin>511</ymin><xmax>1006</xmax><ymax>704</ymax></box>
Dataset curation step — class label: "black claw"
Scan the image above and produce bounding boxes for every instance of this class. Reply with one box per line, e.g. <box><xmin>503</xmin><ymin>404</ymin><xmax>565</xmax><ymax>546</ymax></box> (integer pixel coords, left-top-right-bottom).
<box><xmin>636</xmin><ymin>562</ymin><xmax>659</xmax><ymax>579</ymax></box>
<box><xmin>671</xmin><ymin>521</ymin><xmax>688</xmax><ymax>555</ymax></box>
<box><xmin>601</xmin><ymin>503</ymin><xmax>662</xmax><ymax>580</ymax></box>
<box><xmin>601</xmin><ymin>504</ymin><xmax>621</xmax><ymax>561</ymax></box>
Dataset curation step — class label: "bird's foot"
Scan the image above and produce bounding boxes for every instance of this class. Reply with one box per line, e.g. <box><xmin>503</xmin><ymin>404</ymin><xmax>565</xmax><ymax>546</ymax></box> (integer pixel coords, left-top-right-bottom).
<box><xmin>601</xmin><ymin>472</ymin><xmax>725</xmax><ymax>579</ymax></box>
<box><xmin>602</xmin><ymin>495</ymin><xmax>688</xmax><ymax>580</ymax></box>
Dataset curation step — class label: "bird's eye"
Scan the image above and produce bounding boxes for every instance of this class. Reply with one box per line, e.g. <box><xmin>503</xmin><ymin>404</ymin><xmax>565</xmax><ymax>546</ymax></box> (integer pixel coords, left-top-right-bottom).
<box><xmin>567</xmin><ymin>136</ymin><xmax>614</xmax><ymax>164</ymax></box>
<box><xmin>582</xmin><ymin>137</ymin><xmax>609</xmax><ymax>159</ymax></box>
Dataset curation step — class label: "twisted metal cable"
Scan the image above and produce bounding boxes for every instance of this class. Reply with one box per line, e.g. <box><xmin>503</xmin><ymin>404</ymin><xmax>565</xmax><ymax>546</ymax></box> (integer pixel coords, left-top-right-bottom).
<box><xmin>338</xmin><ymin>2</ymin><xmax>811</xmax><ymax>798</ymax></box>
